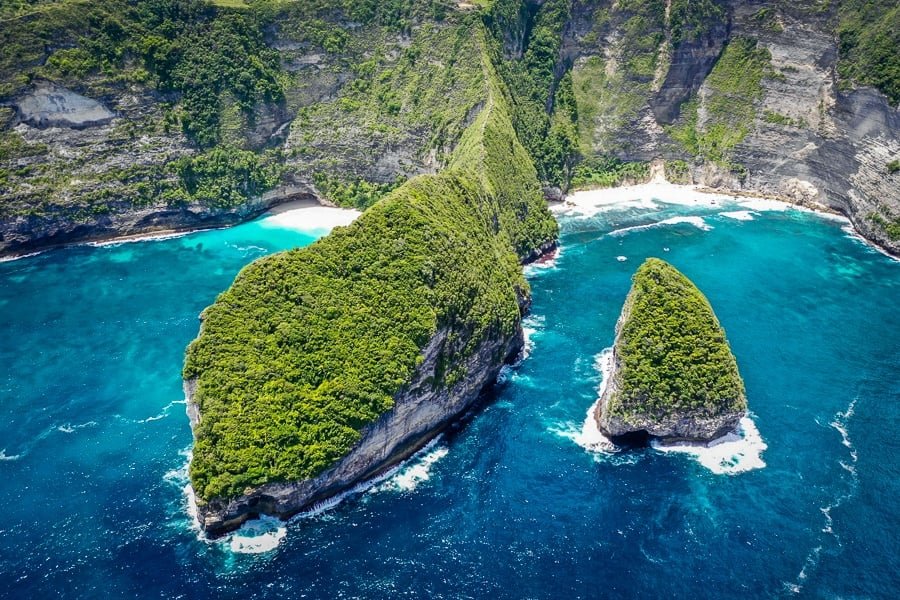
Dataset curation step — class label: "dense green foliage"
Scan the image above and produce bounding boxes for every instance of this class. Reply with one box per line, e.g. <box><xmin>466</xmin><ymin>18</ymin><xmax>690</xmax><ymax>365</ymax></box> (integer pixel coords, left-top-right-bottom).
<box><xmin>838</xmin><ymin>0</ymin><xmax>900</xmax><ymax>106</ymax></box>
<box><xmin>607</xmin><ymin>258</ymin><xmax>746</xmax><ymax>421</ymax></box>
<box><xmin>669</xmin><ymin>0</ymin><xmax>726</xmax><ymax>45</ymax></box>
<box><xmin>167</xmin><ymin>146</ymin><xmax>283</xmax><ymax>208</ymax></box>
<box><xmin>1</xmin><ymin>0</ymin><xmax>282</xmax><ymax>146</ymax></box>
<box><xmin>489</xmin><ymin>0</ymin><xmax>577</xmax><ymax>187</ymax></box>
<box><xmin>570</xmin><ymin>156</ymin><xmax>650</xmax><ymax>190</ymax></box>
<box><xmin>184</xmin><ymin>34</ymin><xmax>556</xmax><ymax>501</ymax></box>
<box><xmin>664</xmin><ymin>160</ymin><xmax>692</xmax><ymax>184</ymax></box>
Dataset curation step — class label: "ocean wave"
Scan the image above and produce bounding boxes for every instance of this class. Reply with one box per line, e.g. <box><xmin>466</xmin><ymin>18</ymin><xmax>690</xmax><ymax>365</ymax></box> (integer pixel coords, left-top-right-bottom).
<box><xmin>0</xmin><ymin>249</ymin><xmax>47</xmax><ymax>263</ymax></box>
<box><xmin>558</xmin><ymin>349</ymin><xmax>619</xmax><ymax>454</ymax></box>
<box><xmin>56</xmin><ymin>421</ymin><xmax>98</xmax><ymax>434</ymax></box>
<box><xmin>650</xmin><ymin>416</ymin><xmax>767</xmax><ymax>475</ymax></box>
<box><xmin>520</xmin><ymin>314</ymin><xmax>544</xmax><ymax>361</ymax></box>
<box><xmin>785</xmin><ymin>397</ymin><xmax>860</xmax><ymax>593</ymax></box>
<box><xmin>372</xmin><ymin>442</ymin><xmax>449</xmax><ymax>493</ymax></box>
<box><xmin>228</xmin><ymin>516</ymin><xmax>287</xmax><ymax>554</ymax></box>
<box><xmin>137</xmin><ymin>399</ymin><xmax>186</xmax><ymax>424</ymax></box>
<box><xmin>842</xmin><ymin>225</ymin><xmax>900</xmax><ymax>262</ymax></box>
<box><xmin>719</xmin><ymin>210</ymin><xmax>756</xmax><ymax>221</ymax></box>
<box><xmin>86</xmin><ymin>230</ymin><xmax>200</xmax><ymax>248</ymax></box>
<box><xmin>168</xmin><ymin>437</ymin><xmax>451</xmax><ymax>554</ymax></box>
<box><xmin>524</xmin><ymin>246</ymin><xmax>562</xmax><ymax>275</ymax></box>
<box><xmin>0</xmin><ymin>449</ymin><xmax>22</xmax><ymax>461</ymax></box>
<box><xmin>608</xmin><ymin>216</ymin><xmax>712</xmax><ymax>237</ymax></box>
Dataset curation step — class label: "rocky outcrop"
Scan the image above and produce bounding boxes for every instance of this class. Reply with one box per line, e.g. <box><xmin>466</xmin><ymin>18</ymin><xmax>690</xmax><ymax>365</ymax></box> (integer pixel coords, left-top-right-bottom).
<box><xmin>594</xmin><ymin>258</ymin><xmax>747</xmax><ymax>443</ymax></box>
<box><xmin>0</xmin><ymin>180</ymin><xmax>321</xmax><ymax>258</ymax></box>
<box><xmin>15</xmin><ymin>82</ymin><xmax>115</xmax><ymax>128</ymax></box>
<box><xmin>187</xmin><ymin>307</ymin><xmax>526</xmax><ymax>537</ymax></box>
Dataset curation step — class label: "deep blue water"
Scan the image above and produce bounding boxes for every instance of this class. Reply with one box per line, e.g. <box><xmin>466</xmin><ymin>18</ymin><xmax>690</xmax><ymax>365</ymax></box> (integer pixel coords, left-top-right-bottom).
<box><xmin>1</xmin><ymin>197</ymin><xmax>898</xmax><ymax>598</ymax></box>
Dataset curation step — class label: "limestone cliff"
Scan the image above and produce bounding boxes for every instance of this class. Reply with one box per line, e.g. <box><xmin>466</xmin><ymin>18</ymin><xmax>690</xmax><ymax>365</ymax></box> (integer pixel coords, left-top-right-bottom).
<box><xmin>1</xmin><ymin>0</ymin><xmax>898</xmax><ymax>257</ymax></box>
<box><xmin>567</xmin><ymin>0</ymin><xmax>900</xmax><ymax>254</ymax></box>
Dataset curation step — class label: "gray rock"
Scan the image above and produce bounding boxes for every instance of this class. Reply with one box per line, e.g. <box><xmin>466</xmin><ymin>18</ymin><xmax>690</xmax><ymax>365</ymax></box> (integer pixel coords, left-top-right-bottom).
<box><xmin>15</xmin><ymin>83</ymin><xmax>115</xmax><ymax>128</ymax></box>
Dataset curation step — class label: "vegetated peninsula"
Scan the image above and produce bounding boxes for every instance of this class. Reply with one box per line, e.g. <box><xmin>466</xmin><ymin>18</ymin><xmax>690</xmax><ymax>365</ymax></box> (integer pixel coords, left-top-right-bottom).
<box><xmin>595</xmin><ymin>258</ymin><xmax>746</xmax><ymax>443</ymax></box>
<box><xmin>183</xmin><ymin>31</ymin><xmax>557</xmax><ymax>536</ymax></box>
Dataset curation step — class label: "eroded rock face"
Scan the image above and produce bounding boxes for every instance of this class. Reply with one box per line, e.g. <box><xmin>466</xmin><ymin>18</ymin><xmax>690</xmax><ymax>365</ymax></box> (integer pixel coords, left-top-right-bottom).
<box><xmin>15</xmin><ymin>83</ymin><xmax>115</xmax><ymax>128</ymax></box>
<box><xmin>187</xmin><ymin>314</ymin><xmax>525</xmax><ymax>537</ymax></box>
<box><xmin>567</xmin><ymin>0</ymin><xmax>900</xmax><ymax>256</ymax></box>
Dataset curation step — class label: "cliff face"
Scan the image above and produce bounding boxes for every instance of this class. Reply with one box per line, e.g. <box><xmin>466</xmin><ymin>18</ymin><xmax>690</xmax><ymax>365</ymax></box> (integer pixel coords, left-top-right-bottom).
<box><xmin>187</xmin><ymin>308</ymin><xmax>525</xmax><ymax>537</ymax></box>
<box><xmin>568</xmin><ymin>0</ymin><xmax>900</xmax><ymax>254</ymax></box>
<box><xmin>1</xmin><ymin>0</ymin><xmax>898</xmax><ymax>256</ymax></box>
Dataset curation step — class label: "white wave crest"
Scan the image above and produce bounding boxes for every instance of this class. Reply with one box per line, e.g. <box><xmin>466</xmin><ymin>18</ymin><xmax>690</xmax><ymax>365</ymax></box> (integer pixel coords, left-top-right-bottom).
<box><xmin>609</xmin><ymin>216</ymin><xmax>711</xmax><ymax>237</ymax></box>
<box><xmin>229</xmin><ymin>516</ymin><xmax>287</xmax><ymax>554</ymax></box>
<box><xmin>374</xmin><ymin>443</ymin><xmax>449</xmax><ymax>493</ymax></box>
<box><xmin>56</xmin><ymin>421</ymin><xmax>97</xmax><ymax>433</ymax></box>
<box><xmin>0</xmin><ymin>449</ymin><xmax>22</xmax><ymax>461</ymax></box>
<box><xmin>786</xmin><ymin>398</ymin><xmax>860</xmax><ymax>593</ymax></box>
<box><xmin>524</xmin><ymin>246</ymin><xmax>562</xmax><ymax>275</ymax></box>
<box><xmin>86</xmin><ymin>230</ymin><xmax>199</xmax><ymax>248</ymax></box>
<box><xmin>520</xmin><ymin>314</ymin><xmax>544</xmax><ymax>361</ymax></box>
<box><xmin>557</xmin><ymin>349</ymin><xmax>619</xmax><ymax>453</ymax></box>
<box><xmin>651</xmin><ymin>417</ymin><xmax>767</xmax><ymax>475</ymax></box>
<box><xmin>138</xmin><ymin>400</ymin><xmax>186</xmax><ymax>424</ymax></box>
<box><xmin>719</xmin><ymin>210</ymin><xmax>756</xmax><ymax>221</ymax></box>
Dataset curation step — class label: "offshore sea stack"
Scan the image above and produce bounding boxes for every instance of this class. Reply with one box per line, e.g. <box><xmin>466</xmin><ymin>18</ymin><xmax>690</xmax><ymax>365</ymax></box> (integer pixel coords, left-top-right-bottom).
<box><xmin>595</xmin><ymin>258</ymin><xmax>747</xmax><ymax>443</ymax></box>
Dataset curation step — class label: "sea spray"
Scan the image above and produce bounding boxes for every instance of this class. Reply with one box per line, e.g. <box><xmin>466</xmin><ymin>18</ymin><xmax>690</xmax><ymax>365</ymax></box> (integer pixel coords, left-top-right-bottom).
<box><xmin>167</xmin><ymin>437</ymin><xmax>451</xmax><ymax>554</ymax></box>
<box><xmin>650</xmin><ymin>416</ymin><xmax>767</xmax><ymax>475</ymax></box>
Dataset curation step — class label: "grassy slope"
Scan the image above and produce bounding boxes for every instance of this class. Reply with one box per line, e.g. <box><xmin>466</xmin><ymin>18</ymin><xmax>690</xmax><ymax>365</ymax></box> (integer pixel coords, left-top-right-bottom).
<box><xmin>607</xmin><ymin>258</ymin><xmax>745</xmax><ymax>422</ymax></box>
<box><xmin>184</xmin><ymin>24</ymin><xmax>557</xmax><ymax>502</ymax></box>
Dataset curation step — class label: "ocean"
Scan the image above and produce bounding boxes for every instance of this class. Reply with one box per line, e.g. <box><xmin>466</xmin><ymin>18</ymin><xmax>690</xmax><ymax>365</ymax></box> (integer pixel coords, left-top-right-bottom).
<box><xmin>1</xmin><ymin>193</ymin><xmax>897</xmax><ymax>598</ymax></box>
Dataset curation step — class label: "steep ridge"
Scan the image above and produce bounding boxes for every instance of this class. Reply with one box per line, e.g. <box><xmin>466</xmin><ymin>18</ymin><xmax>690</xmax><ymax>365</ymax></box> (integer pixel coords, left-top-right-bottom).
<box><xmin>182</xmin><ymin>28</ymin><xmax>557</xmax><ymax>536</ymax></box>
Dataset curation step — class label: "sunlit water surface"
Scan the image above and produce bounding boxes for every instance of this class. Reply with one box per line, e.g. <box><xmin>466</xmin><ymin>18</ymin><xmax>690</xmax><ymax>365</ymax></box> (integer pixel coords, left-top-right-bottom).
<box><xmin>1</xmin><ymin>198</ymin><xmax>898</xmax><ymax>598</ymax></box>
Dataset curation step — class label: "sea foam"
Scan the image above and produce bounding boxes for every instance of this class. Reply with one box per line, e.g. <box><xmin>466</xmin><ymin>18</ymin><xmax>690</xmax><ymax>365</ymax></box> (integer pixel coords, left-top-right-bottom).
<box><xmin>608</xmin><ymin>216</ymin><xmax>712</xmax><ymax>237</ymax></box>
<box><xmin>650</xmin><ymin>416</ymin><xmax>767</xmax><ymax>475</ymax></box>
<box><xmin>719</xmin><ymin>210</ymin><xmax>756</xmax><ymax>221</ymax></box>
<box><xmin>565</xmin><ymin>349</ymin><xmax>618</xmax><ymax>453</ymax></box>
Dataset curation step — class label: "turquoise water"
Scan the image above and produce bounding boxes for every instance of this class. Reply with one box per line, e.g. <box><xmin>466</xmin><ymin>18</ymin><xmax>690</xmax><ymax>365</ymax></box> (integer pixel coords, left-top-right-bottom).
<box><xmin>1</xmin><ymin>198</ymin><xmax>898</xmax><ymax>598</ymax></box>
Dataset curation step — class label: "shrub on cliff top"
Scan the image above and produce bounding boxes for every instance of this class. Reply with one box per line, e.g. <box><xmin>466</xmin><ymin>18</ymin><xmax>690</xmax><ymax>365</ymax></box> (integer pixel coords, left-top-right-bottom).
<box><xmin>607</xmin><ymin>258</ymin><xmax>745</xmax><ymax>421</ymax></box>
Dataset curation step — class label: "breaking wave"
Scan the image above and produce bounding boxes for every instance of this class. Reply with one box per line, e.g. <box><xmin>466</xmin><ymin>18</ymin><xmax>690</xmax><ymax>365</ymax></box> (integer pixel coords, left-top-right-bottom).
<box><xmin>650</xmin><ymin>417</ymin><xmax>767</xmax><ymax>475</ymax></box>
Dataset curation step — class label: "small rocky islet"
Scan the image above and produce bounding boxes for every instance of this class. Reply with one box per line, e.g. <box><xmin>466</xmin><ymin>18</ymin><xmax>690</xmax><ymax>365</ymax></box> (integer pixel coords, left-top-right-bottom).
<box><xmin>595</xmin><ymin>258</ymin><xmax>747</xmax><ymax>444</ymax></box>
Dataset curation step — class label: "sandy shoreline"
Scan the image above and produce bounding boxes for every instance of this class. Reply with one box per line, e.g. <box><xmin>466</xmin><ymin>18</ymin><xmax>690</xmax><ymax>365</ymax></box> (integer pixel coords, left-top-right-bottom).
<box><xmin>0</xmin><ymin>201</ymin><xmax>362</xmax><ymax>262</ymax></box>
<box><xmin>259</xmin><ymin>201</ymin><xmax>360</xmax><ymax>231</ymax></box>
<box><xmin>553</xmin><ymin>181</ymin><xmax>845</xmax><ymax>220</ymax></box>
<box><xmin>552</xmin><ymin>181</ymin><xmax>900</xmax><ymax>262</ymax></box>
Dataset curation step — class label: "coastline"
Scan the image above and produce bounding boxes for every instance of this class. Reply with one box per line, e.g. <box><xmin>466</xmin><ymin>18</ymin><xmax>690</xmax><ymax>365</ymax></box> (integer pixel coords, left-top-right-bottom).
<box><xmin>551</xmin><ymin>181</ymin><xmax>898</xmax><ymax>261</ymax></box>
<box><xmin>0</xmin><ymin>200</ymin><xmax>361</xmax><ymax>262</ymax></box>
<box><xmin>3</xmin><ymin>179</ymin><xmax>896</xmax><ymax>262</ymax></box>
